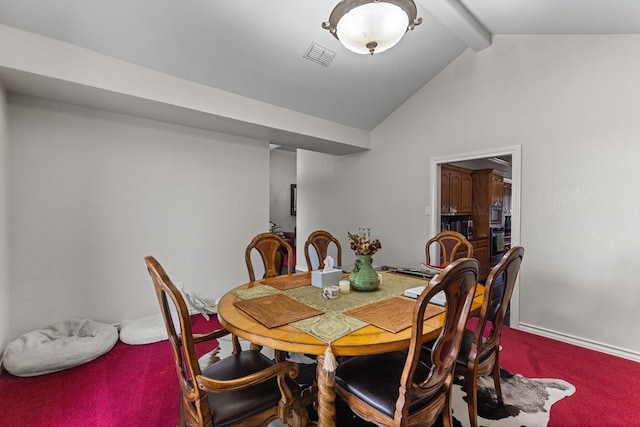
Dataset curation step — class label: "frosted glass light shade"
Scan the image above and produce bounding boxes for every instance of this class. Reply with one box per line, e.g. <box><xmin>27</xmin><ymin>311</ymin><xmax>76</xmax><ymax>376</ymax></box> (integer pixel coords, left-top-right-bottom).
<box><xmin>323</xmin><ymin>0</ymin><xmax>422</xmax><ymax>55</ymax></box>
<box><xmin>337</xmin><ymin>3</ymin><xmax>408</xmax><ymax>55</ymax></box>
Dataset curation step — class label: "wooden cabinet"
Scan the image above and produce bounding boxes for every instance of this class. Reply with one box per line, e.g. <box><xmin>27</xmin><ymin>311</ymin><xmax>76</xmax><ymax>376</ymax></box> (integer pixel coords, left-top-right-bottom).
<box><xmin>440</xmin><ymin>167</ymin><xmax>452</xmax><ymax>214</ymax></box>
<box><xmin>490</xmin><ymin>174</ymin><xmax>504</xmax><ymax>207</ymax></box>
<box><xmin>471</xmin><ymin>169</ymin><xmax>506</xmax><ymax>238</ymax></box>
<box><xmin>471</xmin><ymin>238</ymin><xmax>489</xmax><ymax>281</ymax></box>
<box><xmin>452</xmin><ymin>237</ymin><xmax>489</xmax><ymax>282</ymax></box>
<box><xmin>461</xmin><ymin>173</ymin><xmax>473</xmax><ymax>213</ymax></box>
<box><xmin>441</xmin><ymin>165</ymin><xmax>472</xmax><ymax>215</ymax></box>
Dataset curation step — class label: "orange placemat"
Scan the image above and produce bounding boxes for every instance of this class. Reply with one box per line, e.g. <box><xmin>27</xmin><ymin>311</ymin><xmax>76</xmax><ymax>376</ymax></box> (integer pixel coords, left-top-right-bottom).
<box><xmin>233</xmin><ymin>294</ymin><xmax>323</xmax><ymax>328</ymax></box>
<box><xmin>261</xmin><ymin>274</ymin><xmax>311</xmax><ymax>290</ymax></box>
<box><xmin>345</xmin><ymin>297</ymin><xmax>446</xmax><ymax>333</ymax></box>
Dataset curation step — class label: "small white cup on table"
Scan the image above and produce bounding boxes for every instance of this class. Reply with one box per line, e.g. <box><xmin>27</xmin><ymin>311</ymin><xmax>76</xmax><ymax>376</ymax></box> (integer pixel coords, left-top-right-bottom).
<box><xmin>339</xmin><ymin>279</ymin><xmax>351</xmax><ymax>294</ymax></box>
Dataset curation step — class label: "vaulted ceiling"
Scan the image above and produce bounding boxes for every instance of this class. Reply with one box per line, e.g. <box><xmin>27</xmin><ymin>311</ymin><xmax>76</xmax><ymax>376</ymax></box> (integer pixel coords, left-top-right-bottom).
<box><xmin>1</xmin><ymin>0</ymin><xmax>639</xmax><ymax>136</ymax></box>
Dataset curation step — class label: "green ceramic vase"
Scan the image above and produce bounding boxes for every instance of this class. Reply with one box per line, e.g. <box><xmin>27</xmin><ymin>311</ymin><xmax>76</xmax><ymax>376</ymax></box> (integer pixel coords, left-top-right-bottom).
<box><xmin>349</xmin><ymin>254</ymin><xmax>380</xmax><ymax>292</ymax></box>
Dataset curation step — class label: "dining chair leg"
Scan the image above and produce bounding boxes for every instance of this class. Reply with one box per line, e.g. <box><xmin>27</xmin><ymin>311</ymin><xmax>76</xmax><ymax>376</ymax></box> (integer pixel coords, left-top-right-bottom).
<box><xmin>492</xmin><ymin>360</ymin><xmax>504</xmax><ymax>406</ymax></box>
<box><xmin>287</xmin><ymin>401</ymin><xmax>309</xmax><ymax>427</ymax></box>
<box><xmin>465</xmin><ymin>370</ymin><xmax>479</xmax><ymax>427</ymax></box>
<box><xmin>250</xmin><ymin>342</ymin><xmax>264</xmax><ymax>352</ymax></box>
<box><xmin>442</xmin><ymin>389</ymin><xmax>453</xmax><ymax>427</ymax></box>
<box><xmin>274</xmin><ymin>349</ymin><xmax>288</xmax><ymax>362</ymax></box>
<box><xmin>178</xmin><ymin>398</ymin><xmax>187</xmax><ymax>427</ymax></box>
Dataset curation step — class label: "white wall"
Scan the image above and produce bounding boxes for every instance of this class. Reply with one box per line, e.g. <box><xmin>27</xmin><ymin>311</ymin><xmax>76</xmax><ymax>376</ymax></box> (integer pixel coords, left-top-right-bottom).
<box><xmin>7</xmin><ymin>95</ymin><xmax>270</xmax><ymax>339</ymax></box>
<box><xmin>0</xmin><ymin>82</ymin><xmax>9</xmax><ymax>355</ymax></box>
<box><xmin>269</xmin><ymin>149</ymin><xmax>296</xmax><ymax>233</ymax></box>
<box><xmin>299</xmin><ymin>35</ymin><xmax>640</xmax><ymax>359</ymax></box>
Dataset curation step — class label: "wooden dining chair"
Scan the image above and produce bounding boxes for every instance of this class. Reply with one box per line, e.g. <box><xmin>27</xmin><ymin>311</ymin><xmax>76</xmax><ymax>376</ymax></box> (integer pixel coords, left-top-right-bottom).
<box><xmin>425</xmin><ymin>231</ymin><xmax>473</xmax><ymax>268</ymax></box>
<box><xmin>334</xmin><ymin>258</ymin><xmax>479</xmax><ymax>427</ymax></box>
<box><xmin>145</xmin><ymin>256</ymin><xmax>308</xmax><ymax>427</ymax></box>
<box><xmin>303</xmin><ymin>230</ymin><xmax>342</xmax><ymax>271</ymax></box>
<box><xmin>245</xmin><ymin>232</ymin><xmax>294</xmax><ymax>282</ymax></box>
<box><xmin>422</xmin><ymin>246</ymin><xmax>524</xmax><ymax>427</ymax></box>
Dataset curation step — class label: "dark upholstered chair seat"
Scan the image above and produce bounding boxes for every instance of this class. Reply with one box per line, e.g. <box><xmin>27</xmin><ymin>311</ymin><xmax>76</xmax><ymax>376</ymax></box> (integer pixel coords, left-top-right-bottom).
<box><xmin>335</xmin><ymin>351</ymin><xmax>435</xmax><ymax>419</ymax></box>
<box><xmin>205</xmin><ymin>350</ymin><xmax>301</xmax><ymax>427</ymax></box>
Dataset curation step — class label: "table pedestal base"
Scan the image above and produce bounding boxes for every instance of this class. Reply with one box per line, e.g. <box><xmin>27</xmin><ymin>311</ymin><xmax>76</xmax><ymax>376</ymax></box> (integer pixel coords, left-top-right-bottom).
<box><xmin>315</xmin><ymin>354</ymin><xmax>336</xmax><ymax>427</ymax></box>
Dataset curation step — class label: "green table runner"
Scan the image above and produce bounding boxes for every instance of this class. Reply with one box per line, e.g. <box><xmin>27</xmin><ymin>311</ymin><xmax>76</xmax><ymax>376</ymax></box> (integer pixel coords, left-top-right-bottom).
<box><xmin>232</xmin><ymin>272</ymin><xmax>432</xmax><ymax>343</ymax></box>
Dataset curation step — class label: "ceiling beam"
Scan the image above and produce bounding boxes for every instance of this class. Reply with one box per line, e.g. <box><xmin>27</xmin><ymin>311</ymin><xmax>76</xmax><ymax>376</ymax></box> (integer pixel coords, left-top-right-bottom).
<box><xmin>418</xmin><ymin>0</ymin><xmax>492</xmax><ymax>52</ymax></box>
<box><xmin>0</xmin><ymin>25</ymin><xmax>371</xmax><ymax>156</ymax></box>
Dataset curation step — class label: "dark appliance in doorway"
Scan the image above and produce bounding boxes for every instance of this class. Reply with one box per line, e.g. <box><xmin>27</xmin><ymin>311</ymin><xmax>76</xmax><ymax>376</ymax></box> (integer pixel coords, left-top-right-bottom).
<box><xmin>504</xmin><ymin>215</ymin><xmax>512</xmax><ymax>250</ymax></box>
<box><xmin>490</xmin><ymin>227</ymin><xmax>505</xmax><ymax>267</ymax></box>
<box><xmin>490</xmin><ymin>206</ymin><xmax>503</xmax><ymax>226</ymax></box>
<box><xmin>489</xmin><ymin>226</ymin><xmax>509</xmax><ymax>324</ymax></box>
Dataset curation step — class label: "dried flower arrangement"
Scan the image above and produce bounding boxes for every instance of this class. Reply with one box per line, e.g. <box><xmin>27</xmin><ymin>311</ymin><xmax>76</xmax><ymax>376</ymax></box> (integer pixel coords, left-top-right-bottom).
<box><xmin>348</xmin><ymin>228</ymin><xmax>381</xmax><ymax>256</ymax></box>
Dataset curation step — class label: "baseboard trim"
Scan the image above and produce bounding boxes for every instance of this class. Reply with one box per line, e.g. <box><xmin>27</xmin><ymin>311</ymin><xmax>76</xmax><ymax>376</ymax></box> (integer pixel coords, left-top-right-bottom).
<box><xmin>518</xmin><ymin>322</ymin><xmax>640</xmax><ymax>362</ymax></box>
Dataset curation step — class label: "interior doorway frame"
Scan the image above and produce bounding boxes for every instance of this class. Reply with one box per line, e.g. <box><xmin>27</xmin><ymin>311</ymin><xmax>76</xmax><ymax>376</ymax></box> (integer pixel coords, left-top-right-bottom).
<box><xmin>429</xmin><ymin>145</ymin><xmax>522</xmax><ymax>328</ymax></box>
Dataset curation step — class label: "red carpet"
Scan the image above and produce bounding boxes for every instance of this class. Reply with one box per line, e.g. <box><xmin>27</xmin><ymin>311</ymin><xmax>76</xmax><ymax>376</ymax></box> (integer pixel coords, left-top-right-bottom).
<box><xmin>0</xmin><ymin>315</ymin><xmax>220</xmax><ymax>427</ymax></box>
<box><xmin>2</xmin><ymin>315</ymin><xmax>640</xmax><ymax>426</ymax></box>
<box><xmin>497</xmin><ymin>326</ymin><xmax>640</xmax><ymax>427</ymax></box>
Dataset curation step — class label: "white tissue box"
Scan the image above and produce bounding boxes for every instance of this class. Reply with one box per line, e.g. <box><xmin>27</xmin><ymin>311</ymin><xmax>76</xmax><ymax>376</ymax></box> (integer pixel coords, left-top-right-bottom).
<box><xmin>311</xmin><ymin>269</ymin><xmax>343</xmax><ymax>288</ymax></box>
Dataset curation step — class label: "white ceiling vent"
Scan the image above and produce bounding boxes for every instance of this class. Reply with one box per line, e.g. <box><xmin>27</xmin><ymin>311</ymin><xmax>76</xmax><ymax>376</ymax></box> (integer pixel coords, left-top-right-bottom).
<box><xmin>303</xmin><ymin>43</ymin><xmax>336</xmax><ymax>67</ymax></box>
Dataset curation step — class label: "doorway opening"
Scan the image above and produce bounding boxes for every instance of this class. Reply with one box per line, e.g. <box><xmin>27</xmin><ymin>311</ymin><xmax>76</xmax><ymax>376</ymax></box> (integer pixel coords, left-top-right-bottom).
<box><xmin>429</xmin><ymin>145</ymin><xmax>522</xmax><ymax>328</ymax></box>
<box><xmin>269</xmin><ymin>145</ymin><xmax>297</xmax><ymax>264</ymax></box>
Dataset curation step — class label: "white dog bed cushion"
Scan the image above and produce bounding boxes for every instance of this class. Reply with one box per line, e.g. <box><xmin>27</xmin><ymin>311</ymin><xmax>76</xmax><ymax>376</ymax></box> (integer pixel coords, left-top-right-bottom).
<box><xmin>118</xmin><ymin>313</ymin><xmax>170</xmax><ymax>345</ymax></box>
<box><xmin>3</xmin><ymin>319</ymin><xmax>118</xmax><ymax>377</ymax></box>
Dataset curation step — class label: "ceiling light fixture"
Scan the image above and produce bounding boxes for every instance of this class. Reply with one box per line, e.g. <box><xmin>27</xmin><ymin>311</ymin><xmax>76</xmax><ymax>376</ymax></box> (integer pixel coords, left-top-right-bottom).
<box><xmin>322</xmin><ymin>0</ymin><xmax>422</xmax><ymax>55</ymax></box>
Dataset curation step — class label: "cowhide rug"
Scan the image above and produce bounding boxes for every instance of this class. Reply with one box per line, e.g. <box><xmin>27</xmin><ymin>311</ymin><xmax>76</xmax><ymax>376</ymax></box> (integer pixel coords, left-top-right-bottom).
<box><xmin>449</xmin><ymin>369</ymin><xmax>575</xmax><ymax>427</ymax></box>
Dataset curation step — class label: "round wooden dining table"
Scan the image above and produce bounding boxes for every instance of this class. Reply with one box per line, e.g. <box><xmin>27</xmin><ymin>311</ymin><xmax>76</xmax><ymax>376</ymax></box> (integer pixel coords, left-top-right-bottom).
<box><xmin>217</xmin><ymin>272</ymin><xmax>484</xmax><ymax>427</ymax></box>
